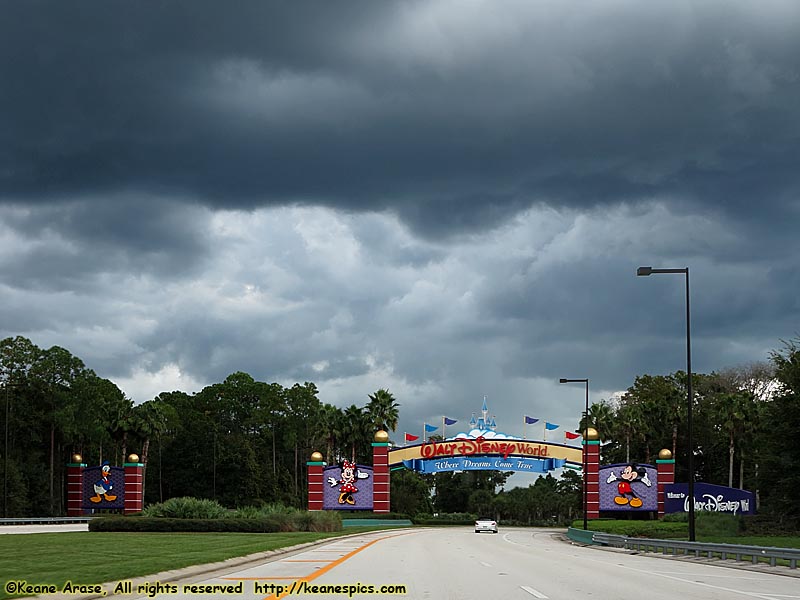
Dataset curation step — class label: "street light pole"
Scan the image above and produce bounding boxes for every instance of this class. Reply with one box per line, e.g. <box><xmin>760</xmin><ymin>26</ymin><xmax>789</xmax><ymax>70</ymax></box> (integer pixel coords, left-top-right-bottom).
<box><xmin>560</xmin><ymin>377</ymin><xmax>589</xmax><ymax>531</ymax></box>
<box><xmin>4</xmin><ymin>382</ymin><xmax>8</xmax><ymax>518</ymax></box>
<box><xmin>637</xmin><ymin>266</ymin><xmax>695</xmax><ymax>542</ymax></box>
<box><xmin>3</xmin><ymin>381</ymin><xmax>17</xmax><ymax>519</ymax></box>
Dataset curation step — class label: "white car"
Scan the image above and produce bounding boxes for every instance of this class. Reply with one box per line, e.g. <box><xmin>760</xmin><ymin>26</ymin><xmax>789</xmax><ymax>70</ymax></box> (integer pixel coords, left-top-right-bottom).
<box><xmin>474</xmin><ymin>517</ymin><xmax>498</xmax><ymax>533</ymax></box>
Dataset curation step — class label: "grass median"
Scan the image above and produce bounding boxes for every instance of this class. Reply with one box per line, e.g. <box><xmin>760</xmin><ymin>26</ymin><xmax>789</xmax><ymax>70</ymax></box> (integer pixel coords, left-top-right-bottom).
<box><xmin>0</xmin><ymin>527</ymin><xmax>392</xmax><ymax>599</ymax></box>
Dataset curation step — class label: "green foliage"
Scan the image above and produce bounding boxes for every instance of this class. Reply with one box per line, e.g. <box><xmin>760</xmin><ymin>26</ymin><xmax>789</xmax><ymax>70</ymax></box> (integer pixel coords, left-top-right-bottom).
<box><xmin>579</xmin><ymin>512</ymin><xmax>761</xmax><ymax>539</ymax></box>
<box><xmin>91</xmin><ymin>506</ymin><xmax>342</xmax><ymax>533</ymax></box>
<box><xmin>414</xmin><ymin>513</ymin><xmax>476</xmax><ymax>526</ymax></box>
<box><xmin>89</xmin><ymin>516</ymin><xmax>280</xmax><ymax>533</ymax></box>
<box><xmin>694</xmin><ymin>511</ymin><xmax>740</xmax><ymax>538</ymax></box>
<box><xmin>759</xmin><ymin>338</ymin><xmax>800</xmax><ymax>519</ymax></box>
<box><xmin>574</xmin><ymin>519</ymin><xmax>688</xmax><ymax>538</ymax></box>
<box><xmin>142</xmin><ymin>497</ymin><xmax>228</xmax><ymax>519</ymax></box>
<box><xmin>390</xmin><ymin>469</ymin><xmax>432</xmax><ymax>516</ymax></box>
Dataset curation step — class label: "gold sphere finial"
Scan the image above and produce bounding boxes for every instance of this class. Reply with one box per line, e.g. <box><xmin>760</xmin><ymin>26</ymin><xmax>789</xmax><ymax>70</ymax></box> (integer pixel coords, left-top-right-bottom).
<box><xmin>584</xmin><ymin>427</ymin><xmax>599</xmax><ymax>441</ymax></box>
<box><xmin>71</xmin><ymin>453</ymin><xmax>82</xmax><ymax>463</ymax></box>
<box><xmin>658</xmin><ymin>448</ymin><xmax>673</xmax><ymax>460</ymax></box>
<box><xmin>310</xmin><ymin>451</ymin><xmax>323</xmax><ymax>462</ymax></box>
<box><xmin>127</xmin><ymin>453</ymin><xmax>140</xmax><ymax>463</ymax></box>
<box><xmin>374</xmin><ymin>430</ymin><xmax>389</xmax><ymax>443</ymax></box>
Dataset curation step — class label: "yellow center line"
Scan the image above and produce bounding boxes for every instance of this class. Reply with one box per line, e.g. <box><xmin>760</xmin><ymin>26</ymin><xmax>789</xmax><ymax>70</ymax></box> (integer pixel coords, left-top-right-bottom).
<box><xmin>263</xmin><ymin>531</ymin><xmax>414</xmax><ymax>600</ymax></box>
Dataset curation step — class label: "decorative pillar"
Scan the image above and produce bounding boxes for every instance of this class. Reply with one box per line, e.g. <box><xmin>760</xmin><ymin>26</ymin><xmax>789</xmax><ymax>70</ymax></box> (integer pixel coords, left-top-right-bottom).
<box><xmin>656</xmin><ymin>448</ymin><xmax>675</xmax><ymax>519</ymax></box>
<box><xmin>307</xmin><ymin>451</ymin><xmax>325</xmax><ymax>511</ymax></box>
<box><xmin>123</xmin><ymin>453</ymin><xmax>143</xmax><ymax>514</ymax></box>
<box><xmin>583</xmin><ymin>428</ymin><xmax>600</xmax><ymax>520</ymax></box>
<box><xmin>66</xmin><ymin>454</ymin><xmax>86</xmax><ymax>516</ymax></box>
<box><xmin>372</xmin><ymin>430</ymin><xmax>390</xmax><ymax>514</ymax></box>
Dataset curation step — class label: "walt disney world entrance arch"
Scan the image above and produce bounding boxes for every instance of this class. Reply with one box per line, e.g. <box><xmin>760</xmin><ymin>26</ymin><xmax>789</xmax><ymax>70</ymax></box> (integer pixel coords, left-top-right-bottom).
<box><xmin>308</xmin><ymin>401</ymin><xmax>598</xmax><ymax>515</ymax></box>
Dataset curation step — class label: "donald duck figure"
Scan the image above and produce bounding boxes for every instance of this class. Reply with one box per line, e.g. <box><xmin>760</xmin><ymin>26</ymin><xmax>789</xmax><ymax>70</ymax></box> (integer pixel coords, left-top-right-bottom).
<box><xmin>90</xmin><ymin>461</ymin><xmax>117</xmax><ymax>503</ymax></box>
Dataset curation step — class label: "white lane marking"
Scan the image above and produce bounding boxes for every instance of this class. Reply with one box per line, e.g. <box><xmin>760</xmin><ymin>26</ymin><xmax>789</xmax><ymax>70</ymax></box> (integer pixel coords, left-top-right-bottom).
<box><xmin>520</xmin><ymin>585</ymin><xmax>548</xmax><ymax>598</ymax></box>
<box><xmin>480</xmin><ymin>561</ymin><xmax>492</xmax><ymax>567</ymax></box>
<box><xmin>655</xmin><ymin>572</ymin><xmax>774</xmax><ymax>580</ymax></box>
<box><xmin>503</xmin><ymin>532</ymin><xmax>525</xmax><ymax>546</ymax></box>
<box><xmin>615</xmin><ymin>562</ymin><xmax>786</xmax><ymax>599</ymax></box>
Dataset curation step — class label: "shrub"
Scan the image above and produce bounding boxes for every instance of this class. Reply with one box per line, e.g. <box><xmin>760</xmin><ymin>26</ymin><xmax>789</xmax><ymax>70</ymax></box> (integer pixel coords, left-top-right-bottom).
<box><xmin>695</xmin><ymin>512</ymin><xmax>740</xmax><ymax>537</ymax></box>
<box><xmin>573</xmin><ymin>518</ymin><xmax>687</xmax><ymax>538</ymax></box>
<box><xmin>309</xmin><ymin>511</ymin><xmax>342</xmax><ymax>532</ymax></box>
<box><xmin>142</xmin><ymin>497</ymin><xmax>228</xmax><ymax>519</ymax></box>
<box><xmin>89</xmin><ymin>517</ymin><xmax>280</xmax><ymax>533</ymax></box>
<box><xmin>662</xmin><ymin>512</ymin><xmax>688</xmax><ymax>522</ymax></box>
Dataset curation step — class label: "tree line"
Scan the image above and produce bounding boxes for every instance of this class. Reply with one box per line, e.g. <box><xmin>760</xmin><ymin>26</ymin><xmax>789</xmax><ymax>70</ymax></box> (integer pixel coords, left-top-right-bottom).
<box><xmin>0</xmin><ymin>335</ymin><xmax>399</xmax><ymax>516</ymax></box>
<box><xmin>581</xmin><ymin>339</ymin><xmax>799</xmax><ymax>522</ymax></box>
<box><xmin>1</xmin><ymin>335</ymin><xmax>798</xmax><ymax>524</ymax></box>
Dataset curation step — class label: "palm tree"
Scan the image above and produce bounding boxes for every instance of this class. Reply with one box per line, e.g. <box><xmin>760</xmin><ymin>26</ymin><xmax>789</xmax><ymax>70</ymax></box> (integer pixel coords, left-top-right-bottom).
<box><xmin>341</xmin><ymin>404</ymin><xmax>367</xmax><ymax>462</ymax></box>
<box><xmin>715</xmin><ymin>391</ymin><xmax>752</xmax><ymax>488</ymax></box>
<box><xmin>131</xmin><ymin>398</ymin><xmax>175</xmax><ymax>501</ymax></box>
<box><xmin>366</xmin><ymin>388</ymin><xmax>400</xmax><ymax>432</ymax></box>
<box><xmin>582</xmin><ymin>401</ymin><xmax>614</xmax><ymax>440</ymax></box>
<box><xmin>612</xmin><ymin>398</ymin><xmax>645</xmax><ymax>464</ymax></box>
<box><xmin>317</xmin><ymin>403</ymin><xmax>344</xmax><ymax>463</ymax></box>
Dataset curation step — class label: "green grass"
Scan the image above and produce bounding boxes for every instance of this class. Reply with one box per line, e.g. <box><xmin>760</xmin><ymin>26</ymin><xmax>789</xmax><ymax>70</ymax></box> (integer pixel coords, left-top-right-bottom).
<box><xmin>574</xmin><ymin>519</ymin><xmax>800</xmax><ymax>548</ymax></box>
<box><xmin>700</xmin><ymin>535</ymin><xmax>800</xmax><ymax>549</ymax></box>
<box><xmin>0</xmin><ymin>529</ymin><xmax>390</xmax><ymax>599</ymax></box>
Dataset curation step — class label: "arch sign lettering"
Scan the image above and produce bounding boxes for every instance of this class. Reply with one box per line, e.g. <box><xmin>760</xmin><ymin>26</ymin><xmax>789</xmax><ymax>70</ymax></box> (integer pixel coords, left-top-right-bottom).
<box><xmin>391</xmin><ymin>437</ymin><xmax>580</xmax><ymax>473</ymax></box>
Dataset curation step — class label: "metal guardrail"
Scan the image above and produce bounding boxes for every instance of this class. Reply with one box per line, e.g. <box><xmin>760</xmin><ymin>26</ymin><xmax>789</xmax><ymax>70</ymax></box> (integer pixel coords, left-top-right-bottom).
<box><xmin>591</xmin><ymin>532</ymin><xmax>800</xmax><ymax>569</ymax></box>
<box><xmin>0</xmin><ymin>516</ymin><xmax>93</xmax><ymax>525</ymax></box>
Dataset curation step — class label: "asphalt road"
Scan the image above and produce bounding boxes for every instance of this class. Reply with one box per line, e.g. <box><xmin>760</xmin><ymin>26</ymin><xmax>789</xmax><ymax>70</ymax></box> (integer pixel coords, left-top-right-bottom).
<box><xmin>126</xmin><ymin>527</ymin><xmax>799</xmax><ymax>600</ymax></box>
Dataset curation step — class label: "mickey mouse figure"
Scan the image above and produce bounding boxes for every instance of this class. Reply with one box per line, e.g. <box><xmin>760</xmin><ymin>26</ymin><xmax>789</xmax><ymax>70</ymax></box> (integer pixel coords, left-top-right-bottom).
<box><xmin>606</xmin><ymin>463</ymin><xmax>652</xmax><ymax>508</ymax></box>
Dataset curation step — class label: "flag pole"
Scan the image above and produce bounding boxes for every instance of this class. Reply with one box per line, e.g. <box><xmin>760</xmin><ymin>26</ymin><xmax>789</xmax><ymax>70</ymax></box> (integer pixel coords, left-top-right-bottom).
<box><xmin>442</xmin><ymin>416</ymin><xmax>445</xmax><ymax>440</ymax></box>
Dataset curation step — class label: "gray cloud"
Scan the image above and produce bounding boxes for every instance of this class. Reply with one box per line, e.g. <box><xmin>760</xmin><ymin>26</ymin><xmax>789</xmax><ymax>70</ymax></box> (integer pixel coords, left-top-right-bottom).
<box><xmin>0</xmin><ymin>1</ymin><xmax>797</xmax><ymax>446</ymax></box>
<box><xmin>3</xmin><ymin>1</ymin><xmax>799</xmax><ymax>237</ymax></box>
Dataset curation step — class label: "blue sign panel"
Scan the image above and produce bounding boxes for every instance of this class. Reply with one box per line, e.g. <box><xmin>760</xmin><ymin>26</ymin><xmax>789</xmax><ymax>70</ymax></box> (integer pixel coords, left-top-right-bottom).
<box><xmin>402</xmin><ymin>456</ymin><xmax>566</xmax><ymax>474</ymax></box>
<box><xmin>664</xmin><ymin>482</ymin><xmax>755</xmax><ymax>515</ymax></box>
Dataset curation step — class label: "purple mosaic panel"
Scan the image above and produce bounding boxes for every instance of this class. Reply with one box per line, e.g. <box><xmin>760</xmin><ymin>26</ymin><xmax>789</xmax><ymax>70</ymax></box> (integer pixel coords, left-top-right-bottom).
<box><xmin>322</xmin><ymin>464</ymin><xmax>374</xmax><ymax>510</ymax></box>
<box><xmin>82</xmin><ymin>465</ymin><xmax>125</xmax><ymax>509</ymax></box>
<box><xmin>599</xmin><ymin>463</ymin><xmax>658</xmax><ymax>511</ymax></box>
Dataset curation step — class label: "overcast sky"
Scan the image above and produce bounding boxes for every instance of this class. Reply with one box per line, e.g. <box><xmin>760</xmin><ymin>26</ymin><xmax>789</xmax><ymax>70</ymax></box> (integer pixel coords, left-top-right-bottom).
<box><xmin>1</xmin><ymin>1</ymin><xmax>798</xmax><ymax>448</ymax></box>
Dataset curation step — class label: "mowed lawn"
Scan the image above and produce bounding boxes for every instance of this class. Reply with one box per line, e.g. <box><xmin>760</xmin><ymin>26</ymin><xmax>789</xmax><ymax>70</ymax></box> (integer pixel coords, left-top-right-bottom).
<box><xmin>0</xmin><ymin>530</ymin><xmax>377</xmax><ymax>599</ymax></box>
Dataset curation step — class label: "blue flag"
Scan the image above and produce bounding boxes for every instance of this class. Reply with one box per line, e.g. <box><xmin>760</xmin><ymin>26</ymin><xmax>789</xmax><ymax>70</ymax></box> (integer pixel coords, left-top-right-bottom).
<box><xmin>443</xmin><ymin>417</ymin><xmax>458</xmax><ymax>426</ymax></box>
<box><xmin>524</xmin><ymin>416</ymin><xmax>539</xmax><ymax>424</ymax></box>
<box><xmin>424</xmin><ymin>423</ymin><xmax>438</xmax><ymax>433</ymax></box>
<box><xmin>545</xmin><ymin>422</ymin><xmax>560</xmax><ymax>430</ymax></box>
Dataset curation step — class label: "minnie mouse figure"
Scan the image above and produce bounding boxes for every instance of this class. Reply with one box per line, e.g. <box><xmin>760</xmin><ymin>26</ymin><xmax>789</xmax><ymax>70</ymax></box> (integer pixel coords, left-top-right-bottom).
<box><xmin>327</xmin><ymin>460</ymin><xmax>369</xmax><ymax>505</ymax></box>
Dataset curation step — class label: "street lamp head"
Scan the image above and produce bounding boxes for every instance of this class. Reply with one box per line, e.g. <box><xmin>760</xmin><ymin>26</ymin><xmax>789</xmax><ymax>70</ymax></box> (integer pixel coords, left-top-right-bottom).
<box><xmin>637</xmin><ymin>266</ymin><xmax>653</xmax><ymax>276</ymax></box>
<box><xmin>559</xmin><ymin>378</ymin><xmax>568</xmax><ymax>383</ymax></box>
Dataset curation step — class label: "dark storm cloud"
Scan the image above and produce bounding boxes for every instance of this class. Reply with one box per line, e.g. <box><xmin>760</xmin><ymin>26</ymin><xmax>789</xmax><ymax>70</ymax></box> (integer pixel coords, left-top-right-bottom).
<box><xmin>0</xmin><ymin>198</ymin><xmax>210</xmax><ymax>291</ymax></box>
<box><xmin>2</xmin><ymin>1</ymin><xmax>799</xmax><ymax>238</ymax></box>
<box><xmin>0</xmin><ymin>0</ymin><xmax>797</xmax><ymax>441</ymax></box>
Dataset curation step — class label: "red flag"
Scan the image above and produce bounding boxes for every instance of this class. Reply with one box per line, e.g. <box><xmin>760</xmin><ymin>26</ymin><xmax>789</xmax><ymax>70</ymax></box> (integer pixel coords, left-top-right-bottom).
<box><xmin>565</xmin><ymin>431</ymin><xmax>582</xmax><ymax>440</ymax></box>
<box><xmin>405</xmin><ymin>432</ymin><xmax>420</xmax><ymax>442</ymax></box>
